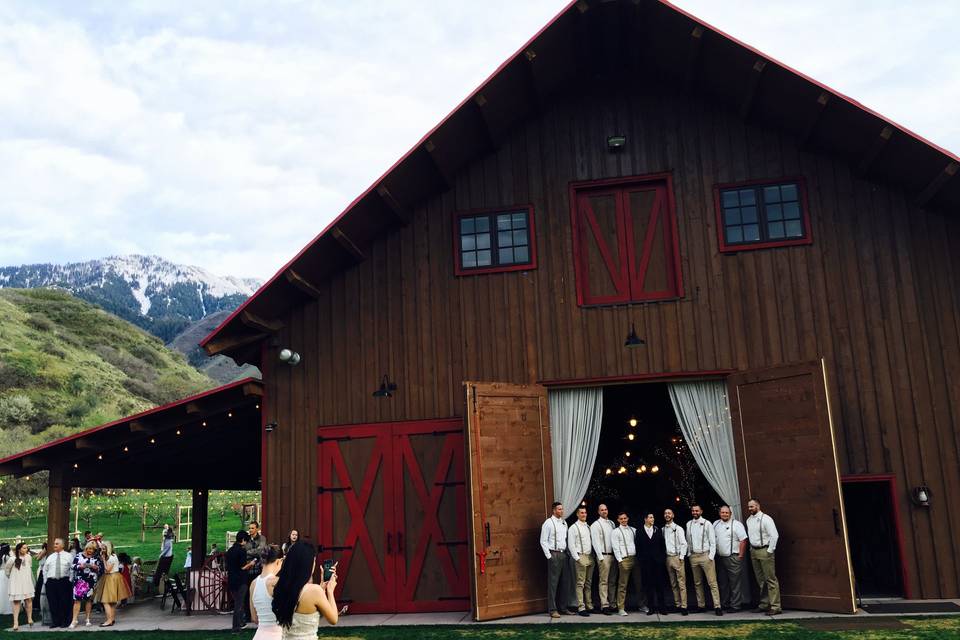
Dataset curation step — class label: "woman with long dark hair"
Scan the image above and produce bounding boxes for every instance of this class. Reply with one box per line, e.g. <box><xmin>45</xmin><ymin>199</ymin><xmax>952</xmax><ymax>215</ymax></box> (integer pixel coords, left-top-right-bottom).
<box><xmin>281</xmin><ymin>530</ymin><xmax>299</xmax><ymax>555</ymax></box>
<box><xmin>6</xmin><ymin>543</ymin><xmax>34</xmax><ymax>630</ymax></box>
<box><xmin>269</xmin><ymin>542</ymin><xmax>338</xmax><ymax>637</ymax></box>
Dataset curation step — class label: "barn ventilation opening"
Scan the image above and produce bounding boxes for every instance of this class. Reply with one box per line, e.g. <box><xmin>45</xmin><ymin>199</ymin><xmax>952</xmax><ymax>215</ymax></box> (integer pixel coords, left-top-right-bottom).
<box><xmin>582</xmin><ymin>383</ymin><xmax>723</xmax><ymax>522</ymax></box>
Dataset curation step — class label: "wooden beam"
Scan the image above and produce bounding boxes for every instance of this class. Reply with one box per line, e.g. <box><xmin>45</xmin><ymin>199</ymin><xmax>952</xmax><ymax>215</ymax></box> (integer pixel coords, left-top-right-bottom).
<box><xmin>683</xmin><ymin>25</ymin><xmax>705</xmax><ymax>91</ymax></box>
<box><xmin>739</xmin><ymin>59</ymin><xmax>767</xmax><ymax>121</ymax></box>
<box><xmin>48</xmin><ymin>467</ymin><xmax>72</xmax><ymax>542</ymax></box>
<box><xmin>915</xmin><ymin>161</ymin><xmax>960</xmax><ymax>208</ymax></box>
<box><xmin>473</xmin><ymin>93</ymin><xmax>504</xmax><ymax>150</ymax></box>
<box><xmin>856</xmin><ymin>125</ymin><xmax>894</xmax><ymax>176</ymax></box>
<box><xmin>75</xmin><ymin>437</ymin><xmax>100</xmax><ymax>450</ymax></box>
<box><xmin>203</xmin><ymin>330</ymin><xmax>268</xmax><ymax>356</ymax></box>
<box><xmin>423</xmin><ymin>140</ymin><xmax>453</xmax><ymax>190</ymax></box>
<box><xmin>376</xmin><ymin>185</ymin><xmax>411</xmax><ymax>226</ymax></box>
<box><xmin>331</xmin><ymin>226</ymin><xmax>365</xmax><ymax>263</ymax></box>
<box><xmin>799</xmin><ymin>91</ymin><xmax>831</xmax><ymax>149</ymax></box>
<box><xmin>240</xmin><ymin>311</ymin><xmax>284</xmax><ymax>334</ymax></box>
<box><xmin>242</xmin><ymin>382</ymin><xmax>264</xmax><ymax>398</ymax></box>
<box><xmin>22</xmin><ymin>455</ymin><xmax>47</xmax><ymax>471</ymax></box>
<box><xmin>284</xmin><ymin>269</ymin><xmax>323</xmax><ymax>299</ymax></box>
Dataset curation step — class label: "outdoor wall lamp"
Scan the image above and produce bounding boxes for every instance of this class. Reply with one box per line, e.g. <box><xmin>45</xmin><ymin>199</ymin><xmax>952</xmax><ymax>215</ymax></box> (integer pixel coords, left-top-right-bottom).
<box><xmin>607</xmin><ymin>134</ymin><xmax>627</xmax><ymax>151</ymax></box>
<box><xmin>624</xmin><ymin>324</ymin><xmax>645</xmax><ymax>348</ymax></box>
<box><xmin>372</xmin><ymin>374</ymin><xmax>398</xmax><ymax>398</ymax></box>
<box><xmin>278</xmin><ymin>348</ymin><xmax>301</xmax><ymax>366</ymax></box>
<box><xmin>911</xmin><ymin>484</ymin><xmax>931</xmax><ymax>507</ymax></box>
<box><xmin>265</xmin><ymin>422</ymin><xmax>278</xmax><ymax>433</ymax></box>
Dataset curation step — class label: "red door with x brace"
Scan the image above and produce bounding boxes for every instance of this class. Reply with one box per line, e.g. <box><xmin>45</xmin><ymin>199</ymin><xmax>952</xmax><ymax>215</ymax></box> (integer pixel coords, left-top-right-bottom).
<box><xmin>317</xmin><ymin>419</ymin><xmax>469</xmax><ymax>613</ymax></box>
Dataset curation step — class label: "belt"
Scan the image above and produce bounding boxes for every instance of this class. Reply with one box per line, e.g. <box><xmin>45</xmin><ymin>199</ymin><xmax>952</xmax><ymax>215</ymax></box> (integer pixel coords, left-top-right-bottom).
<box><xmin>690</xmin><ymin>551</ymin><xmax>708</xmax><ymax>555</ymax></box>
<box><xmin>602</xmin><ymin>552</ymin><xmax>614</xmax><ymax>556</ymax></box>
<box><xmin>751</xmin><ymin>545</ymin><xmax>768</xmax><ymax>549</ymax></box>
<box><xmin>550</xmin><ymin>549</ymin><xmax>564</xmax><ymax>554</ymax></box>
<box><xmin>666</xmin><ymin>553</ymin><xmax>679</xmax><ymax>557</ymax></box>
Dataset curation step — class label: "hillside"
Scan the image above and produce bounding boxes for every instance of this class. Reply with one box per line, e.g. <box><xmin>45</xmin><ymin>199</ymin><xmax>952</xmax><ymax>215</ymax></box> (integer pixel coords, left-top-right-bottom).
<box><xmin>168</xmin><ymin>310</ymin><xmax>261</xmax><ymax>384</ymax></box>
<box><xmin>0</xmin><ymin>288</ymin><xmax>215</xmax><ymax>464</ymax></box>
<box><xmin>0</xmin><ymin>255</ymin><xmax>261</xmax><ymax>342</ymax></box>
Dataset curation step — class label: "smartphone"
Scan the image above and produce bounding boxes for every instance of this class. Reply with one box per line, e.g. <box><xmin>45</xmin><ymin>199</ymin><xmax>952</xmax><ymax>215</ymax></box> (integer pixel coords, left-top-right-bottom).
<box><xmin>322</xmin><ymin>559</ymin><xmax>338</xmax><ymax>582</ymax></box>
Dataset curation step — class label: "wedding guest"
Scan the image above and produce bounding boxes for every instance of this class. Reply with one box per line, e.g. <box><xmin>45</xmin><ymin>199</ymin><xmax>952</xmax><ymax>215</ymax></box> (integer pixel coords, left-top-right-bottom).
<box><xmin>96</xmin><ymin>541</ymin><xmax>130</xmax><ymax>627</ymax></box>
<box><xmin>42</xmin><ymin>539</ymin><xmax>73</xmax><ymax>628</ymax></box>
<box><xmin>70</xmin><ymin>541</ymin><xmax>104</xmax><ymax>628</ymax></box>
<box><xmin>250</xmin><ymin>545</ymin><xmax>284</xmax><ymax>639</ymax></box>
<box><xmin>6</xmin><ymin>543</ymin><xmax>35</xmax><ymax>630</ymax></box>
<box><xmin>270</xmin><ymin>542</ymin><xmax>339</xmax><ymax>637</ymax></box>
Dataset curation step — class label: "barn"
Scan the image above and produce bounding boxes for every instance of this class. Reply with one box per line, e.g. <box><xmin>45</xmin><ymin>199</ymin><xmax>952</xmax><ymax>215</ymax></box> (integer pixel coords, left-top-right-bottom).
<box><xmin>201</xmin><ymin>0</ymin><xmax>959</xmax><ymax>621</ymax></box>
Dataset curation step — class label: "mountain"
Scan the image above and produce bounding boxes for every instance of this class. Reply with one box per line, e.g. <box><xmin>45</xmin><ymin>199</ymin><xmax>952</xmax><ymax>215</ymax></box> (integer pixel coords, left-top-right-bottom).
<box><xmin>168</xmin><ymin>310</ymin><xmax>261</xmax><ymax>385</ymax></box>
<box><xmin>0</xmin><ymin>255</ymin><xmax>261</xmax><ymax>342</ymax></box>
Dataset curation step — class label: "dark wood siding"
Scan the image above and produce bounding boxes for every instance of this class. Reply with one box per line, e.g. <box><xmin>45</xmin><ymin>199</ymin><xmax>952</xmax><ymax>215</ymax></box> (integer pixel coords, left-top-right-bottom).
<box><xmin>263</xmin><ymin>85</ymin><xmax>960</xmax><ymax>599</ymax></box>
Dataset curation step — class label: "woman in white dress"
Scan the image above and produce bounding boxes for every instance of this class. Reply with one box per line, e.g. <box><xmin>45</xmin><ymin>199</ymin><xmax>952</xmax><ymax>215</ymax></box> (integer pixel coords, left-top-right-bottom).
<box><xmin>269</xmin><ymin>542</ymin><xmax>338</xmax><ymax>639</ymax></box>
<box><xmin>0</xmin><ymin>544</ymin><xmax>12</xmax><ymax>616</ymax></box>
<box><xmin>6</xmin><ymin>543</ymin><xmax>35</xmax><ymax>630</ymax></box>
<box><xmin>249</xmin><ymin>545</ymin><xmax>283</xmax><ymax>639</ymax></box>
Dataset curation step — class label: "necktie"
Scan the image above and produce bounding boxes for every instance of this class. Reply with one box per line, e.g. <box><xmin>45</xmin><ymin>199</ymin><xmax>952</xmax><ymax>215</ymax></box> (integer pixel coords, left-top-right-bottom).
<box><xmin>56</xmin><ymin>553</ymin><xmax>62</xmax><ymax>579</ymax></box>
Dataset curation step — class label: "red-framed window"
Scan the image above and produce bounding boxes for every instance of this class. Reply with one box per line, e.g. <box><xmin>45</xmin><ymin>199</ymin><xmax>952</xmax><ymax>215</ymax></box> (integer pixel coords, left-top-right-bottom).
<box><xmin>453</xmin><ymin>205</ymin><xmax>537</xmax><ymax>276</ymax></box>
<box><xmin>570</xmin><ymin>173</ymin><xmax>683</xmax><ymax>306</ymax></box>
<box><xmin>714</xmin><ymin>177</ymin><xmax>813</xmax><ymax>252</ymax></box>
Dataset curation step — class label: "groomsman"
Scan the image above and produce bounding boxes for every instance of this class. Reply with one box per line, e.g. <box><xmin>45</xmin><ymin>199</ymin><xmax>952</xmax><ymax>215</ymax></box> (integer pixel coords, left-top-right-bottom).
<box><xmin>590</xmin><ymin>503</ymin><xmax>618</xmax><ymax>614</ymax></box>
<box><xmin>539</xmin><ymin>501</ymin><xmax>569</xmax><ymax>618</ymax></box>
<box><xmin>567</xmin><ymin>506</ymin><xmax>595</xmax><ymax>616</ymax></box>
<box><xmin>686</xmin><ymin>504</ymin><xmax>722</xmax><ymax>616</ymax></box>
<box><xmin>636</xmin><ymin>513</ymin><xmax>669</xmax><ymax>615</ymax></box>
<box><xmin>662</xmin><ymin>509</ymin><xmax>688</xmax><ymax>615</ymax></box>
<box><xmin>713</xmin><ymin>505</ymin><xmax>748</xmax><ymax>612</ymax></box>
<box><xmin>746</xmin><ymin>499</ymin><xmax>782</xmax><ymax>616</ymax></box>
<box><xmin>611</xmin><ymin>512</ymin><xmax>643</xmax><ymax>616</ymax></box>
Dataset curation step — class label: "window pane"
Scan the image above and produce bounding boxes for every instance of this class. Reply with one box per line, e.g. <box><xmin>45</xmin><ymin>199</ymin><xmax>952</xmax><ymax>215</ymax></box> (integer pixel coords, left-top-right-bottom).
<box><xmin>767</xmin><ymin>203</ymin><xmax>783</xmax><ymax>221</ymax></box>
<box><xmin>741</xmin><ymin>206</ymin><xmax>758</xmax><ymax>223</ymax></box>
<box><xmin>460</xmin><ymin>218</ymin><xmax>475</xmax><ymax>234</ymax></box>
<box><xmin>514</xmin><ymin>246</ymin><xmax>529</xmax><ymax>263</ymax></box>
<box><xmin>744</xmin><ymin>224</ymin><xmax>760</xmax><ymax>241</ymax></box>
<box><xmin>512</xmin><ymin>212</ymin><xmax>527</xmax><ymax>228</ymax></box>
<box><xmin>498</xmin><ymin>231</ymin><xmax>512</xmax><ymax>247</ymax></box>
<box><xmin>722</xmin><ymin>191</ymin><xmax>739</xmax><ymax>208</ymax></box>
<box><xmin>477</xmin><ymin>250</ymin><xmax>491</xmax><ymax>266</ymax></box>
<box><xmin>462</xmin><ymin>251</ymin><xmax>477</xmax><ymax>268</ymax></box>
<box><xmin>739</xmin><ymin>189</ymin><xmax>756</xmax><ymax>206</ymax></box>
<box><xmin>461</xmin><ymin>235</ymin><xmax>476</xmax><ymax>251</ymax></box>
<box><xmin>783</xmin><ymin>202</ymin><xmax>801</xmax><ymax>220</ymax></box>
<box><xmin>497</xmin><ymin>215</ymin><xmax>512</xmax><ymax>230</ymax></box>
<box><xmin>476</xmin><ymin>233</ymin><xmax>490</xmax><ymax>250</ymax></box>
<box><xmin>513</xmin><ymin>230</ymin><xmax>528</xmax><ymax>246</ymax></box>
<box><xmin>499</xmin><ymin>248</ymin><xmax>514</xmax><ymax>264</ymax></box>
<box><xmin>768</xmin><ymin>221</ymin><xmax>785</xmax><ymax>239</ymax></box>
<box><xmin>764</xmin><ymin>186</ymin><xmax>781</xmax><ymax>203</ymax></box>
<box><xmin>724</xmin><ymin>208</ymin><xmax>741</xmax><ymax>225</ymax></box>
<box><xmin>475</xmin><ymin>217</ymin><xmax>489</xmax><ymax>232</ymax></box>
<box><xmin>780</xmin><ymin>183</ymin><xmax>798</xmax><ymax>202</ymax></box>
<box><xmin>785</xmin><ymin>220</ymin><xmax>803</xmax><ymax>237</ymax></box>
<box><xmin>726</xmin><ymin>226</ymin><xmax>743</xmax><ymax>243</ymax></box>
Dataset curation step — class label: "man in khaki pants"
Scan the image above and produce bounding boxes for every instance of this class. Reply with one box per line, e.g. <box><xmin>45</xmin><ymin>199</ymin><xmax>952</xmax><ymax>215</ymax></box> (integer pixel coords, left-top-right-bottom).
<box><xmin>590</xmin><ymin>504</ymin><xmax>617</xmax><ymax>614</ymax></box>
<box><xmin>662</xmin><ymin>509</ymin><xmax>688</xmax><ymax>615</ymax></box>
<box><xmin>686</xmin><ymin>504</ymin><xmax>722</xmax><ymax>616</ymax></box>
<box><xmin>746</xmin><ymin>499</ymin><xmax>782</xmax><ymax>615</ymax></box>
<box><xmin>567</xmin><ymin>506</ymin><xmax>594</xmax><ymax>616</ymax></box>
<box><xmin>612</xmin><ymin>512</ymin><xmax>642</xmax><ymax>616</ymax></box>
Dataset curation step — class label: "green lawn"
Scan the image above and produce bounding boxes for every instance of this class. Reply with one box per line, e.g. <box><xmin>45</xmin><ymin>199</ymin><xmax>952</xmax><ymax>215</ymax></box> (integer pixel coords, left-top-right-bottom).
<box><xmin>0</xmin><ymin>617</ymin><xmax>955</xmax><ymax>638</ymax></box>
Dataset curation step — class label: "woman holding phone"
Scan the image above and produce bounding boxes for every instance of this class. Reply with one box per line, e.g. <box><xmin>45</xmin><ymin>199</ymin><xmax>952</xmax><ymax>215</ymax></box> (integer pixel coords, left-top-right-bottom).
<box><xmin>270</xmin><ymin>542</ymin><xmax>338</xmax><ymax>638</ymax></box>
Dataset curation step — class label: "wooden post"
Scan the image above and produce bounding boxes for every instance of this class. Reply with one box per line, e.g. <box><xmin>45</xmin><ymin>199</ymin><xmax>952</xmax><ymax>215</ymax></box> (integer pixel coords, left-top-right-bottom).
<box><xmin>46</xmin><ymin>467</ymin><xmax>72</xmax><ymax>545</ymax></box>
<box><xmin>191</xmin><ymin>489</ymin><xmax>208</xmax><ymax>571</ymax></box>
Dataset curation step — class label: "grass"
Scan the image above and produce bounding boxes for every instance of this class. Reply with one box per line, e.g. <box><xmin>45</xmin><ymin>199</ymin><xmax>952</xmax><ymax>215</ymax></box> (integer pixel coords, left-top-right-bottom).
<box><xmin>0</xmin><ymin>617</ymin><xmax>956</xmax><ymax>638</ymax></box>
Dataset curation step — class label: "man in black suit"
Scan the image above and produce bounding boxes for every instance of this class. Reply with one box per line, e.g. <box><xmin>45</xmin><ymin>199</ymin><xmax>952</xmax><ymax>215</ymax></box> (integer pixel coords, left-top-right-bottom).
<box><xmin>226</xmin><ymin>531</ymin><xmax>251</xmax><ymax>632</ymax></box>
<box><xmin>636</xmin><ymin>512</ymin><xmax>669</xmax><ymax>615</ymax></box>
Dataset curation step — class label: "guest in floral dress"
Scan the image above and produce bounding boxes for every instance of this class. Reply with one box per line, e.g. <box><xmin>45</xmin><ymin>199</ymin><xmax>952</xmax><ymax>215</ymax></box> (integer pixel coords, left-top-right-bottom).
<box><xmin>70</xmin><ymin>542</ymin><xmax>104</xmax><ymax>628</ymax></box>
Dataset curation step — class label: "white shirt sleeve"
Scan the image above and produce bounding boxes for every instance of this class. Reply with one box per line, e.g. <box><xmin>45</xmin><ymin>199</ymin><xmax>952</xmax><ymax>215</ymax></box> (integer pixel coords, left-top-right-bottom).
<box><xmin>735</xmin><ymin>521</ymin><xmax>748</xmax><ymax>543</ymax></box>
<box><xmin>766</xmin><ymin>517</ymin><xmax>780</xmax><ymax>553</ymax></box>
<box><xmin>567</xmin><ymin>525</ymin><xmax>580</xmax><ymax>561</ymax></box>
<box><xmin>612</xmin><ymin>529</ymin><xmax>624</xmax><ymax>563</ymax></box>
<box><xmin>540</xmin><ymin>519</ymin><xmax>553</xmax><ymax>559</ymax></box>
<box><xmin>677</xmin><ymin>527</ymin><xmax>688</xmax><ymax>558</ymax></box>
<box><xmin>590</xmin><ymin>521</ymin><xmax>603</xmax><ymax>554</ymax></box>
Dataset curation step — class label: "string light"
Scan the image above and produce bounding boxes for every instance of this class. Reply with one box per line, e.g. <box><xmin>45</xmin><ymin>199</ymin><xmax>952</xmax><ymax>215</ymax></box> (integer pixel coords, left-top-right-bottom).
<box><xmin>123</xmin><ymin>446</ymin><xmax>129</xmax><ymax>452</ymax></box>
<box><xmin>98</xmin><ymin>455</ymin><xmax>103</xmax><ymax>461</ymax></box>
<box><xmin>628</xmin><ymin>417</ymin><xmax>638</xmax><ymax>427</ymax></box>
<box><xmin>627</xmin><ymin>434</ymin><xmax>635</xmax><ymax>441</ymax></box>
<box><xmin>618</xmin><ymin>466</ymin><xmax>627</xmax><ymax>475</ymax></box>
<box><xmin>149</xmin><ymin>438</ymin><xmax>156</xmax><ymax>444</ymax></box>
<box><xmin>202</xmin><ymin>421</ymin><xmax>207</xmax><ymax>427</ymax></box>
<box><xmin>651</xmin><ymin>465</ymin><xmax>660</xmax><ymax>474</ymax></box>
<box><xmin>640</xmin><ymin>465</ymin><xmax>647</xmax><ymax>473</ymax></box>
<box><xmin>605</xmin><ymin>468</ymin><xmax>612</xmax><ymax>475</ymax></box>
<box><xmin>228</xmin><ymin>412</ymin><xmax>233</xmax><ymax>418</ymax></box>
<box><xmin>176</xmin><ymin>429</ymin><xmax>181</xmax><ymax>435</ymax></box>
<box><xmin>625</xmin><ymin>451</ymin><xmax>631</xmax><ymax>457</ymax></box>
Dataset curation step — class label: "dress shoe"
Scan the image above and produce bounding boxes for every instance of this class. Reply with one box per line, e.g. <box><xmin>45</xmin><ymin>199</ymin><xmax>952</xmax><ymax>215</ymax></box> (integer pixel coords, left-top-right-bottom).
<box><xmin>765</xmin><ymin>609</ymin><xmax>783</xmax><ymax>616</ymax></box>
<box><xmin>715</xmin><ymin>608</ymin><xmax>723</xmax><ymax>616</ymax></box>
<box><xmin>618</xmin><ymin>609</ymin><xmax>628</xmax><ymax>616</ymax></box>
<box><xmin>602</xmin><ymin>608</ymin><xmax>614</xmax><ymax>616</ymax></box>
<box><xmin>752</xmin><ymin>607</ymin><xmax>769</xmax><ymax>613</ymax></box>
<box><xmin>646</xmin><ymin>608</ymin><xmax>656</xmax><ymax>616</ymax></box>
<box><xmin>550</xmin><ymin>611</ymin><xmax>560</xmax><ymax>619</ymax></box>
<box><xmin>680</xmin><ymin>608</ymin><xmax>688</xmax><ymax>616</ymax></box>
<box><xmin>659</xmin><ymin>608</ymin><xmax>670</xmax><ymax>616</ymax></box>
<box><xmin>578</xmin><ymin>610</ymin><xmax>590</xmax><ymax>617</ymax></box>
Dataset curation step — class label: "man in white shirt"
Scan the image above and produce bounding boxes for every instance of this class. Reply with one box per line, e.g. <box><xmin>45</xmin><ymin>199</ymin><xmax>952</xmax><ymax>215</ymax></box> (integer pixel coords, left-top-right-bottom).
<box><xmin>42</xmin><ymin>538</ymin><xmax>73</xmax><ymax>628</ymax></box>
<box><xmin>662</xmin><ymin>508</ymin><xmax>688</xmax><ymax>615</ymax></box>
<box><xmin>590</xmin><ymin>503</ymin><xmax>617</xmax><ymax>614</ymax></box>
<box><xmin>567</xmin><ymin>506</ymin><xmax>595</xmax><ymax>616</ymax></box>
<box><xmin>539</xmin><ymin>501</ymin><xmax>569</xmax><ymax>618</ymax></box>
<box><xmin>686</xmin><ymin>504</ymin><xmax>722</xmax><ymax>616</ymax></box>
<box><xmin>714</xmin><ymin>505</ymin><xmax>748</xmax><ymax>612</ymax></box>
<box><xmin>746</xmin><ymin>499</ymin><xmax>782</xmax><ymax>615</ymax></box>
<box><xmin>612</xmin><ymin>512</ymin><xmax>644</xmax><ymax>616</ymax></box>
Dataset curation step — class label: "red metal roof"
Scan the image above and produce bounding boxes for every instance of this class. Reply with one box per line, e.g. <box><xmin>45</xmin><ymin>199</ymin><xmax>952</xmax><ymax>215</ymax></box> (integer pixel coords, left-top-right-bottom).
<box><xmin>202</xmin><ymin>0</ymin><xmax>959</xmax><ymax>362</ymax></box>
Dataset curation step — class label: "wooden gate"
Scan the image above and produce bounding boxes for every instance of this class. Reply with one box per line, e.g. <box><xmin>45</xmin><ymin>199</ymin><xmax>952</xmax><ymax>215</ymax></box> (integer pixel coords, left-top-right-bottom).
<box><xmin>317</xmin><ymin>419</ymin><xmax>469</xmax><ymax>614</ymax></box>
<box><xmin>728</xmin><ymin>360</ymin><xmax>856</xmax><ymax>614</ymax></box>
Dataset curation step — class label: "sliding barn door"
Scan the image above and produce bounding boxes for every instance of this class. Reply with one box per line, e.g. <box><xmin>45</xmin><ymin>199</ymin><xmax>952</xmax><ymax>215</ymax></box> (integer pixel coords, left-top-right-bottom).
<box><xmin>464</xmin><ymin>382</ymin><xmax>554</xmax><ymax>621</ymax></box>
<box><xmin>727</xmin><ymin>360</ymin><xmax>856</xmax><ymax>614</ymax></box>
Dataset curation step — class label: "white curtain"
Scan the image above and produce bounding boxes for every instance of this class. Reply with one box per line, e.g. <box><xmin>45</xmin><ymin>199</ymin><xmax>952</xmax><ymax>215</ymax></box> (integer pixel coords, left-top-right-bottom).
<box><xmin>668</xmin><ymin>381</ymin><xmax>742</xmax><ymax>517</ymax></box>
<box><xmin>548</xmin><ymin>387</ymin><xmax>603</xmax><ymax>514</ymax></box>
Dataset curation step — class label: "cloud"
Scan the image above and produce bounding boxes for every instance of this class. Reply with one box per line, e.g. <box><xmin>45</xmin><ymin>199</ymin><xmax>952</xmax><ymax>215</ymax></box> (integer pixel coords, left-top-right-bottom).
<box><xmin>0</xmin><ymin>1</ymin><xmax>956</xmax><ymax>280</ymax></box>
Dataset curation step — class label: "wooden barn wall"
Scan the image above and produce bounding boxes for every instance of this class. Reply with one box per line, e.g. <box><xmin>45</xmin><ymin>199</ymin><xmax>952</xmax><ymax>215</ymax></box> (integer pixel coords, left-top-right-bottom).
<box><xmin>263</xmin><ymin>85</ymin><xmax>960</xmax><ymax>599</ymax></box>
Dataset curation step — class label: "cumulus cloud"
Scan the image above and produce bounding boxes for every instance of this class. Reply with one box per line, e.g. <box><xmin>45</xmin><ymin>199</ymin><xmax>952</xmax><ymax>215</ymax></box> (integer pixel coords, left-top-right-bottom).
<box><xmin>0</xmin><ymin>1</ymin><xmax>956</xmax><ymax>279</ymax></box>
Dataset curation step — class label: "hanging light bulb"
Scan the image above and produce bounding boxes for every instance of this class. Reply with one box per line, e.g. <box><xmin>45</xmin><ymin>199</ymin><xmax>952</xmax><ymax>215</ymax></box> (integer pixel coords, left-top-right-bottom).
<box><xmin>629</xmin><ymin>417</ymin><xmax>638</xmax><ymax>427</ymax></box>
<box><xmin>639</xmin><ymin>465</ymin><xmax>647</xmax><ymax>473</ymax></box>
<box><xmin>651</xmin><ymin>465</ymin><xmax>660</xmax><ymax>474</ymax></box>
<box><xmin>605</xmin><ymin>468</ymin><xmax>612</xmax><ymax>475</ymax></box>
<box><xmin>635</xmin><ymin>467</ymin><xmax>643</xmax><ymax>474</ymax></box>
<box><xmin>625</xmin><ymin>451</ymin><xmax>631</xmax><ymax>457</ymax></box>
<box><xmin>627</xmin><ymin>434</ymin><xmax>635</xmax><ymax>441</ymax></box>
<box><xmin>618</xmin><ymin>466</ymin><xmax>627</xmax><ymax>474</ymax></box>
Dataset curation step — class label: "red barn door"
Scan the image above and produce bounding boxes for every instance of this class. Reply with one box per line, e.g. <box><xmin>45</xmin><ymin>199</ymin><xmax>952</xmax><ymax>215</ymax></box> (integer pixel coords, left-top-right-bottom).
<box><xmin>727</xmin><ymin>360</ymin><xmax>856</xmax><ymax>614</ymax></box>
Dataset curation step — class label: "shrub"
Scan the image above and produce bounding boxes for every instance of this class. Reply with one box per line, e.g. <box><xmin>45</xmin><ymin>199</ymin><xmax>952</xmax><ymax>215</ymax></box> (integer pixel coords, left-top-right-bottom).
<box><xmin>0</xmin><ymin>394</ymin><xmax>37</xmax><ymax>426</ymax></box>
<box><xmin>0</xmin><ymin>352</ymin><xmax>41</xmax><ymax>386</ymax></box>
<box><xmin>25</xmin><ymin>314</ymin><xmax>55</xmax><ymax>332</ymax></box>
<box><xmin>129</xmin><ymin>342</ymin><xmax>164</xmax><ymax>368</ymax></box>
<box><xmin>40</xmin><ymin>342</ymin><xmax>67</xmax><ymax>359</ymax></box>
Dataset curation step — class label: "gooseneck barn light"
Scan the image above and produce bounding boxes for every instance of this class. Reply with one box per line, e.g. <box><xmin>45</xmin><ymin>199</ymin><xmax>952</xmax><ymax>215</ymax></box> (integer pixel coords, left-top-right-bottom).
<box><xmin>372</xmin><ymin>374</ymin><xmax>398</xmax><ymax>398</ymax></box>
<box><xmin>624</xmin><ymin>324</ymin><xmax>645</xmax><ymax>348</ymax></box>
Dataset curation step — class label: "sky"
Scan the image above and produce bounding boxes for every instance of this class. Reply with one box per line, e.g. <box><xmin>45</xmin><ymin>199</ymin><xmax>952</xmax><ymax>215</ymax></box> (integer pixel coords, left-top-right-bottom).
<box><xmin>1</xmin><ymin>1</ymin><xmax>957</xmax><ymax>281</ymax></box>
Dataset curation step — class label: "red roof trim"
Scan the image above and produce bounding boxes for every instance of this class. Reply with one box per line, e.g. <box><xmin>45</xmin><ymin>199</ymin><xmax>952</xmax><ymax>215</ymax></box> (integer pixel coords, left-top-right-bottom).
<box><xmin>202</xmin><ymin>0</ymin><xmax>959</xmax><ymax>351</ymax></box>
<box><xmin>0</xmin><ymin>377</ymin><xmax>262</xmax><ymax>467</ymax></box>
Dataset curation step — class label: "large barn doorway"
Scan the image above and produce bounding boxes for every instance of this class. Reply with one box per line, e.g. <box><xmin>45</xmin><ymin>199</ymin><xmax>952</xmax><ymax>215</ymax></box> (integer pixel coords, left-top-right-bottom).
<box><xmin>583</xmin><ymin>382</ymin><xmax>723</xmax><ymax>521</ymax></box>
<box><xmin>841</xmin><ymin>476</ymin><xmax>906</xmax><ymax>598</ymax></box>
